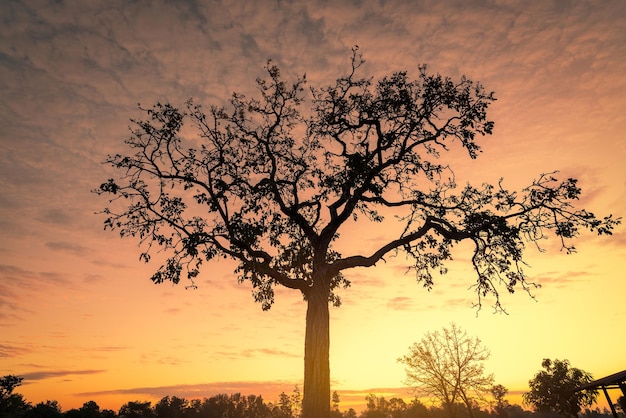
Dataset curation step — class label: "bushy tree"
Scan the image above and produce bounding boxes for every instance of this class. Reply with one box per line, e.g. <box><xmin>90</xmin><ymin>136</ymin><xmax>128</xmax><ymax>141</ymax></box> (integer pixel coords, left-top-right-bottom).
<box><xmin>0</xmin><ymin>375</ymin><xmax>23</xmax><ymax>399</ymax></box>
<box><xmin>616</xmin><ymin>396</ymin><xmax>625</xmax><ymax>415</ymax></box>
<box><xmin>490</xmin><ymin>384</ymin><xmax>511</xmax><ymax>417</ymax></box>
<box><xmin>64</xmin><ymin>400</ymin><xmax>116</xmax><ymax>418</ymax></box>
<box><xmin>523</xmin><ymin>359</ymin><xmax>597</xmax><ymax>417</ymax></box>
<box><xmin>153</xmin><ymin>396</ymin><xmax>192</xmax><ymax>418</ymax></box>
<box><xmin>118</xmin><ymin>400</ymin><xmax>154</xmax><ymax>418</ymax></box>
<box><xmin>200</xmin><ymin>393</ymin><xmax>274</xmax><ymax>418</ymax></box>
<box><xmin>398</xmin><ymin>324</ymin><xmax>494</xmax><ymax>418</ymax></box>
<box><xmin>0</xmin><ymin>375</ymin><xmax>31</xmax><ymax>417</ymax></box>
<box><xmin>97</xmin><ymin>48</ymin><xmax>618</xmax><ymax>418</ymax></box>
<box><xmin>27</xmin><ymin>400</ymin><xmax>63</xmax><ymax>418</ymax></box>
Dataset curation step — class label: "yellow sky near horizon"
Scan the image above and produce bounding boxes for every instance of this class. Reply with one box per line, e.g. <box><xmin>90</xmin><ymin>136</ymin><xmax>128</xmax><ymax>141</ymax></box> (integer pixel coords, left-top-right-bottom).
<box><xmin>1</xmin><ymin>0</ymin><xmax>625</xmax><ymax>414</ymax></box>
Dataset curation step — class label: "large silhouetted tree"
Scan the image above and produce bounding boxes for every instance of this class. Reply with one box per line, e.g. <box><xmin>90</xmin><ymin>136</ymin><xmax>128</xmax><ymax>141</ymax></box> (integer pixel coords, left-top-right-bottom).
<box><xmin>96</xmin><ymin>48</ymin><xmax>618</xmax><ymax>418</ymax></box>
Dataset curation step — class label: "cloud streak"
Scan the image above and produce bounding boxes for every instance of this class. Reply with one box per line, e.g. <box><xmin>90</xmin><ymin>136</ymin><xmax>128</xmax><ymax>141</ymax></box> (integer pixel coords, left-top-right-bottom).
<box><xmin>75</xmin><ymin>380</ymin><xmax>301</xmax><ymax>401</ymax></box>
<box><xmin>20</xmin><ymin>369</ymin><xmax>107</xmax><ymax>383</ymax></box>
<box><xmin>0</xmin><ymin>343</ymin><xmax>34</xmax><ymax>358</ymax></box>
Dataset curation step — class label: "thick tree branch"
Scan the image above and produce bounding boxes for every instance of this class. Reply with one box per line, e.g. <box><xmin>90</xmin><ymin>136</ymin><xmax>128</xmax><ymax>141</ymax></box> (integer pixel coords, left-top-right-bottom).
<box><xmin>330</xmin><ymin>216</ymin><xmax>469</xmax><ymax>273</ymax></box>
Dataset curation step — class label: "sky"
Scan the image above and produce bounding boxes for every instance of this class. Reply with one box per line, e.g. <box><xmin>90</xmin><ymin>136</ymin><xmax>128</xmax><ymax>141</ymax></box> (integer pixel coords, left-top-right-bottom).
<box><xmin>1</xmin><ymin>0</ymin><xmax>625</xmax><ymax>413</ymax></box>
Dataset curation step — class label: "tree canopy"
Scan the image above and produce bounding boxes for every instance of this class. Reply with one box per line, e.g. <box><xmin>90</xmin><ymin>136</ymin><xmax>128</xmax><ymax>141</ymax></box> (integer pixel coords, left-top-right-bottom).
<box><xmin>0</xmin><ymin>375</ymin><xmax>30</xmax><ymax>418</ymax></box>
<box><xmin>398</xmin><ymin>323</ymin><xmax>494</xmax><ymax>418</ymax></box>
<box><xmin>523</xmin><ymin>359</ymin><xmax>598</xmax><ymax>418</ymax></box>
<box><xmin>96</xmin><ymin>48</ymin><xmax>618</xmax><ymax>418</ymax></box>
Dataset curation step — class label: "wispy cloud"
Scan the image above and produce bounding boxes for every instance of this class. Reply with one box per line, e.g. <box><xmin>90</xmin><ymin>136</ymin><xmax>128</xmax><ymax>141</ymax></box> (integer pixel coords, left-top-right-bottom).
<box><xmin>75</xmin><ymin>380</ymin><xmax>301</xmax><ymax>401</ymax></box>
<box><xmin>45</xmin><ymin>241</ymin><xmax>91</xmax><ymax>256</ymax></box>
<box><xmin>0</xmin><ymin>265</ymin><xmax>67</xmax><ymax>285</ymax></box>
<box><xmin>213</xmin><ymin>347</ymin><xmax>300</xmax><ymax>361</ymax></box>
<box><xmin>534</xmin><ymin>271</ymin><xmax>590</xmax><ymax>287</ymax></box>
<box><xmin>36</xmin><ymin>208</ymin><xmax>76</xmax><ymax>226</ymax></box>
<box><xmin>136</xmin><ymin>351</ymin><xmax>191</xmax><ymax>367</ymax></box>
<box><xmin>241</xmin><ymin>348</ymin><xmax>300</xmax><ymax>359</ymax></box>
<box><xmin>81</xmin><ymin>346</ymin><xmax>128</xmax><ymax>353</ymax></box>
<box><xmin>387</xmin><ymin>296</ymin><xmax>414</xmax><ymax>311</ymax></box>
<box><xmin>20</xmin><ymin>369</ymin><xmax>107</xmax><ymax>382</ymax></box>
<box><xmin>0</xmin><ymin>343</ymin><xmax>35</xmax><ymax>358</ymax></box>
<box><xmin>0</xmin><ymin>264</ymin><xmax>71</xmax><ymax>322</ymax></box>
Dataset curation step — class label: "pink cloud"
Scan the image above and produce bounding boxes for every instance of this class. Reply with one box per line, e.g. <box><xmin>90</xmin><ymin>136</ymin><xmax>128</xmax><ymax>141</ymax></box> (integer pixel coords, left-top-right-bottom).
<box><xmin>74</xmin><ymin>380</ymin><xmax>301</xmax><ymax>402</ymax></box>
<box><xmin>386</xmin><ymin>296</ymin><xmax>414</xmax><ymax>311</ymax></box>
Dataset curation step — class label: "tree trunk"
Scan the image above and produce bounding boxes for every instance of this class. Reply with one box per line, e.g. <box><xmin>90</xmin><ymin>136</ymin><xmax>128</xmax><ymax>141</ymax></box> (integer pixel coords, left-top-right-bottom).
<box><xmin>464</xmin><ymin>400</ymin><xmax>476</xmax><ymax>418</ymax></box>
<box><xmin>444</xmin><ymin>400</ymin><xmax>457</xmax><ymax>418</ymax></box>
<box><xmin>459</xmin><ymin>389</ymin><xmax>475</xmax><ymax>418</ymax></box>
<box><xmin>302</xmin><ymin>278</ymin><xmax>331</xmax><ymax>418</ymax></box>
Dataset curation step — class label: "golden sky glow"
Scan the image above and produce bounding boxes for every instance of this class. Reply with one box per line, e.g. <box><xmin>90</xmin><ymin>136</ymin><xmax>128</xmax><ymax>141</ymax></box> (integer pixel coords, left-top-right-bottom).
<box><xmin>1</xmin><ymin>0</ymin><xmax>625</xmax><ymax>413</ymax></box>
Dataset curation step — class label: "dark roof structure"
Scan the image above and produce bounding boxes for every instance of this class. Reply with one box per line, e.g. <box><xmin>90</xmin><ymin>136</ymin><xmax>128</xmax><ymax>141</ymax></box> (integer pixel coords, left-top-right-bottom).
<box><xmin>574</xmin><ymin>369</ymin><xmax>626</xmax><ymax>418</ymax></box>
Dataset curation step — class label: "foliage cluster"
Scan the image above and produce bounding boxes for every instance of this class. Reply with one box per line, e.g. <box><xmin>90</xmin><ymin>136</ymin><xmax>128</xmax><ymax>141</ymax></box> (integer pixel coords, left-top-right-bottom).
<box><xmin>523</xmin><ymin>359</ymin><xmax>598</xmax><ymax>417</ymax></box>
<box><xmin>95</xmin><ymin>46</ymin><xmax>620</xmax><ymax>315</ymax></box>
<box><xmin>1</xmin><ymin>382</ymin><xmax>619</xmax><ymax>418</ymax></box>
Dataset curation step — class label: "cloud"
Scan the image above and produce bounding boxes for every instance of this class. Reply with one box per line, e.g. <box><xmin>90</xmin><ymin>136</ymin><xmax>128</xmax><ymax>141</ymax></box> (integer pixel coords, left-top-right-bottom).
<box><xmin>75</xmin><ymin>380</ymin><xmax>301</xmax><ymax>401</ymax></box>
<box><xmin>442</xmin><ymin>298</ymin><xmax>473</xmax><ymax>310</ymax></box>
<box><xmin>0</xmin><ymin>284</ymin><xmax>23</xmax><ymax>322</ymax></box>
<box><xmin>596</xmin><ymin>230</ymin><xmax>626</xmax><ymax>249</ymax></box>
<box><xmin>0</xmin><ymin>264</ymin><xmax>70</xmax><ymax>287</ymax></box>
<box><xmin>0</xmin><ymin>264</ymin><xmax>72</xmax><ymax>323</ymax></box>
<box><xmin>240</xmin><ymin>348</ymin><xmax>300</xmax><ymax>359</ymax></box>
<box><xmin>533</xmin><ymin>271</ymin><xmax>590</xmax><ymax>287</ymax></box>
<box><xmin>0</xmin><ymin>343</ymin><xmax>34</xmax><ymax>358</ymax></box>
<box><xmin>164</xmin><ymin>307</ymin><xmax>182</xmax><ymax>315</ymax></box>
<box><xmin>137</xmin><ymin>352</ymin><xmax>190</xmax><ymax>367</ymax></box>
<box><xmin>36</xmin><ymin>208</ymin><xmax>76</xmax><ymax>226</ymax></box>
<box><xmin>19</xmin><ymin>369</ymin><xmax>107</xmax><ymax>382</ymax></box>
<box><xmin>1</xmin><ymin>342</ymin><xmax>126</xmax><ymax>360</ymax></box>
<box><xmin>45</xmin><ymin>241</ymin><xmax>90</xmax><ymax>256</ymax></box>
<box><xmin>81</xmin><ymin>346</ymin><xmax>128</xmax><ymax>353</ymax></box>
<box><xmin>213</xmin><ymin>347</ymin><xmax>300</xmax><ymax>361</ymax></box>
<box><xmin>386</xmin><ymin>296</ymin><xmax>413</xmax><ymax>311</ymax></box>
<box><xmin>83</xmin><ymin>273</ymin><xmax>105</xmax><ymax>283</ymax></box>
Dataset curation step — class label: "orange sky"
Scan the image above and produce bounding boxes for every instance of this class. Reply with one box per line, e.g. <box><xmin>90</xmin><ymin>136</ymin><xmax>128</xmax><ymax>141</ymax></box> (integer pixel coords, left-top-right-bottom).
<box><xmin>1</xmin><ymin>0</ymin><xmax>625</xmax><ymax>414</ymax></box>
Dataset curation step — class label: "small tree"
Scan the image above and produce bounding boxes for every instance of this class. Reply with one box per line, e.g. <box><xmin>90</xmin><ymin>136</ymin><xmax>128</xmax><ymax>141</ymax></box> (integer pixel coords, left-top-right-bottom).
<box><xmin>523</xmin><ymin>358</ymin><xmax>597</xmax><ymax>418</ymax></box>
<box><xmin>616</xmin><ymin>396</ymin><xmax>625</xmax><ymax>415</ymax></box>
<box><xmin>0</xmin><ymin>375</ymin><xmax>22</xmax><ymax>399</ymax></box>
<box><xmin>273</xmin><ymin>386</ymin><xmax>302</xmax><ymax>418</ymax></box>
<box><xmin>398</xmin><ymin>323</ymin><xmax>494</xmax><ymax>418</ymax></box>
<box><xmin>97</xmin><ymin>48</ymin><xmax>618</xmax><ymax>418</ymax></box>
<box><xmin>331</xmin><ymin>391</ymin><xmax>341</xmax><ymax>414</ymax></box>
<box><xmin>490</xmin><ymin>384</ymin><xmax>511</xmax><ymax>417</ymax></box>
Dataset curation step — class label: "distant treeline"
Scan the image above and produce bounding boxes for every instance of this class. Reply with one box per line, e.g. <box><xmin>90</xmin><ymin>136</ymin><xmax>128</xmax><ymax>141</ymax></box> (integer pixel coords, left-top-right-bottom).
<box><xmin>1</xmin><ymin>389</ymin><xmax>617</xmax><ymax>418</ymax></box>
